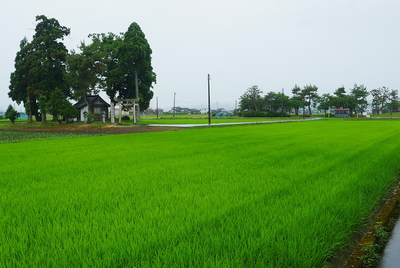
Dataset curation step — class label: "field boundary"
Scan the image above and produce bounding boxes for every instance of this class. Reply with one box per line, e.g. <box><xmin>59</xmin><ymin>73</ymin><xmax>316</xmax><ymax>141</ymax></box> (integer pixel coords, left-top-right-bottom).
<box><xmin>328</xmin><ymin>180</ymin><xmax>400</xmax><ymax>267</ymax></box>
<box><xmin>343</xmin><ymin>181</ymin><xmax>400</xmax><ymax>267</ymax></box>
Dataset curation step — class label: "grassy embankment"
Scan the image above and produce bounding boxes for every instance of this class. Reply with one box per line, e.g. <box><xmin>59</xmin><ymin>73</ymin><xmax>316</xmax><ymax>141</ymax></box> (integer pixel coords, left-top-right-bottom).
<box><xmin>1</xmin><ymin>120</ymin><xmax>400</xmax><ymax>267</ymax></box>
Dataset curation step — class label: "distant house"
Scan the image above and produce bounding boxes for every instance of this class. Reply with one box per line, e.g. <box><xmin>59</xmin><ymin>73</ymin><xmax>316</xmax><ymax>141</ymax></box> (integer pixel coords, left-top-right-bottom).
<box><xmin>372</xmin><ymin>108</ymin><xmax>382</xmax><ymax>115</ymax></box>
<box><xmin>334</xmin><ymin>108</ymin><xmax>350</xmax><ymax>118</ymax></box>
<box><xmin>74</xmin><ymin>95</ymin><xmax>110</xmax><ymax>121</ymax></box>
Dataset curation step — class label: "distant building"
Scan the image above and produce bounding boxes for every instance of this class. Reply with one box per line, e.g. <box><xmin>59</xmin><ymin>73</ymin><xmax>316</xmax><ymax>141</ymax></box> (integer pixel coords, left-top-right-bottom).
<box><xmin>200</xmin><ymin>108</ymin><xmax>208</xmax><ymax>114</ymax></box>
<box><xmin>74</xmin><ymin>95</ymin><xmax>110</xmax><ymax>121</ymax></box>
<box><xmin>372</xmin><ymin>108</ymin><xmax>382</xmax><ymax>115</ymax></box>
<box><xmin>334</xmin><ymin>108</ymin><xmax>350</xmax><ymax>118</ymax></box>
<box><xmin>145</xmin><ymin>108</ymin><xmax>164</xmax><ymax>115</ymax></box>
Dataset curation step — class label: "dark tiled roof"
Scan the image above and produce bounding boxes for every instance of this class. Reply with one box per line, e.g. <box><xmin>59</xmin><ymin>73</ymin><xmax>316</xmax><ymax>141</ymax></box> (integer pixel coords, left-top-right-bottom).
<box><xmin>74</xmin><ymin>95</ymin><xmax>110</xmax><ymax>109</ymax></box>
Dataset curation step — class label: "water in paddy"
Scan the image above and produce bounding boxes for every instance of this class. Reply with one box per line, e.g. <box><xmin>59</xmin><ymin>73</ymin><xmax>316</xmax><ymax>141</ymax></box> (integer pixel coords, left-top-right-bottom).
<box><xmin>378</xmin><ymin>219</ymin><xmax>400</xmax><ymax>267</ymax></box>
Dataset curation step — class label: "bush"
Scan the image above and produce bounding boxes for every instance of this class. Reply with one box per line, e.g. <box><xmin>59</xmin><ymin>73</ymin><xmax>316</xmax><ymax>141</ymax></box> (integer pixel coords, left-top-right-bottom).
<box><xmin>265</xmin><ymin>111</ymin><xmax>290</xmax><ymax>117</ymax></box>
<box><xmin>86</xmin><ymin>114</ymin><xmax>95</xmax><ymax>123</ymax></box>
<box><xmin>5</xmin><ymin>105</ymin><xmax>20</xmax><ymax>123</ymax></box>
<box><xmin>243</xmin><ymin>111</ymin><xmax>268</xmax><ymax>117</ymax></box>
<box><xmin>121</xmin><ymin>115</ymin><xmax>130</xmax><ymax>121</ymax></box>
<box><xmin>243</xmin><ymin>111</ymin><xmax>290</xmax><ymax>117</ymax></box>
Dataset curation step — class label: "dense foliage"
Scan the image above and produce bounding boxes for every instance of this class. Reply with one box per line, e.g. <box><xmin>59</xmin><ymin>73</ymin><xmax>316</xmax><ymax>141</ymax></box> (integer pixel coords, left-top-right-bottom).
<box><xmin>239</xmin><ymin>83</ymin><xmax>398</xmax><ymax>116</ymax></box>
<box><xmin>9</xmin><ymin>15</ymin><xmax>156</xmax><ymax>123</ymax></box>
<box><xmin>8</xmin><ymin>15</ymin><xmax>70</xmax><ymax>123</ymax></box>
<box><xmin>5</xmin><ymin>105</ymin><xmax>20</xmax><ymax>123</ymax></box>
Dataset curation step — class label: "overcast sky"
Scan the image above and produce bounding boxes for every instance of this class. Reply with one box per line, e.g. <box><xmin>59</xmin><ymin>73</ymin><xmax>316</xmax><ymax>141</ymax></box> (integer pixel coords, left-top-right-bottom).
<box><xmin>1</xmin><ymin>0</ymin><xmax>400</xmax><ymax>112</ymax></box>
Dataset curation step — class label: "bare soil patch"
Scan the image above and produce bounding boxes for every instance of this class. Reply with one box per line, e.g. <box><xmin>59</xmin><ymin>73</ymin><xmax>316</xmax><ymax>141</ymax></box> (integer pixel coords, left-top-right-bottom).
<box><xmin>0</xmin><ymin>122</ymin><xmax>182</xmax><ymax>135</ymax></box>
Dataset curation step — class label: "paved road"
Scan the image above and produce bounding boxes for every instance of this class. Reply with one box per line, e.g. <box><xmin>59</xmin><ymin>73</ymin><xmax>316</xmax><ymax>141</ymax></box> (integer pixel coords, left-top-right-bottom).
<box><xmin>147</xmin><ymin>118</ymin><xmax>322</xmax><ymax>128</ymax></box>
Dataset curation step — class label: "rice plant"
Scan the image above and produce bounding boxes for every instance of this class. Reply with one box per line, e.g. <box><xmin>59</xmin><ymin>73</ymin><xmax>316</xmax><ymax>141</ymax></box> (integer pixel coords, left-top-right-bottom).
<box><xmin>1</xmin><ymin>120</ymin><xmax>399</xmax><ymax>267</ymax></box>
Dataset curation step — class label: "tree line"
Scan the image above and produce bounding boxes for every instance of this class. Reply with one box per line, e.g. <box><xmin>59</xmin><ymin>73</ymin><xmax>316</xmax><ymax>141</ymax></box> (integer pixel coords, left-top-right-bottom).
<box><xmin>8</xmin><ymin>15</ymin><xmax>156</xmax><ymax>123</ymax></box>
<box><xmin>239</xmin><ymin>84</ymin><xmax>399</xmax><ymax>117</ymax></box>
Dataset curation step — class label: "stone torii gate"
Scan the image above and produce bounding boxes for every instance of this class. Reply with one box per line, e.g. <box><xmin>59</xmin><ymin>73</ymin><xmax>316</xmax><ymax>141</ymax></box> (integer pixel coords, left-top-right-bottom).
<box><xmin>110</xmin><ymin>98</ymin><xmax>139</xmax><ymax>124</ymax></box>
<box><xmin>110</xmin><ymin>70</ymin><xmax>141</xmax><ymax>125</ymax></box>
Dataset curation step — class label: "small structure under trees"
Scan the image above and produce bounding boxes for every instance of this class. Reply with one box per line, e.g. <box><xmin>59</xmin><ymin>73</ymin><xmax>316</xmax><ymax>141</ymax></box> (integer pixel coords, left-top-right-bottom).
<box><xmin>334</xmin><ymin>108</ymin><xmax>350</xmax><ymax>118</ymax></box>
<box><xmin>74</xmin><ymin>95</ymin><xmax>109</xmax><ymax>122</ymax></box>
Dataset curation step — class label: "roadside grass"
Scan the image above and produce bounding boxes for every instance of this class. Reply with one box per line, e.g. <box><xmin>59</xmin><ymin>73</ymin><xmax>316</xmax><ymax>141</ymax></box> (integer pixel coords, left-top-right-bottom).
<box><xmin>1</xmin><ymin>120</ymin><xmax>400</xmax><ymax>267</ymax></box>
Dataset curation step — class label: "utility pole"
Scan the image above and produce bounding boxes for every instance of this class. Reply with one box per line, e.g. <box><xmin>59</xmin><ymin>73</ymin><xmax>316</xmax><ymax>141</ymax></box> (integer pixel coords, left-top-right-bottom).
<box><xmin>208</xmin><ymin>74</ymin><xmax>211</xmax><ymax>126</ymax></box>
<box><xmin>282</xmin><ymin>88</ymin><xmax>285</xmax><ymax>117</ymax></box>
<box><xmin>173</xmin><ymin>93</ymin><xmax>176</xmax><ymax>118</ymax></box>
<box><xmin>235</xmin><ymin>100</ymin><xmax>237</xmax><ymax>117</ymax></box>
<box><xmin>156</xmin><ymin>97</ymin><xmax>159</xmax><ymax>119</ymax></box>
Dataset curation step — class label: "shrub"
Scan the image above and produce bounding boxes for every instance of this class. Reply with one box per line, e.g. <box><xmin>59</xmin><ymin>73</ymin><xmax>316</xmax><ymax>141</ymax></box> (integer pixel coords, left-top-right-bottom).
<box><xmin>5</xmin><ymin>105</ymin><xmax>20</xmax><ymax>123</ymax></box>
<box><xmin>243</xmin><ymin>110</ymin><xmax>290</xmax><ymax>117</ymax></box>
<box><xmin>243</xmin><ymin>111</ymin><xmax>268</xmax><ymax>117</ymax></box>
<box><xmin>121</xmin><ymin>115</ymin><xmax>130</xmax><ymax>121</ymax></box>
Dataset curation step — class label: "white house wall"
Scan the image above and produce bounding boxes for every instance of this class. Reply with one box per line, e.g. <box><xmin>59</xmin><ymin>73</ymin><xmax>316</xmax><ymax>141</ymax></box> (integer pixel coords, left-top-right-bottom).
<box><xmin>80</xmin><ymin>106</ymin><xmax>88</xmax><ymax>121</ymax></box>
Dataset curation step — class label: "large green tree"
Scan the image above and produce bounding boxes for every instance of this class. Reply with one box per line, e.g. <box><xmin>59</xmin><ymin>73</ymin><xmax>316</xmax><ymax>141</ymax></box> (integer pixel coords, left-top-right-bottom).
<box><xmin>386</xmin><ymin>89</ymin><xmax>399</xmax><ymax>115</ymax></box>
<box><xmin>117</xmin><ymin>22</ymin><xmax>156</xmax><ymax>111</ymax></box>
<box><xmin>66</xmin><ymin>40</ymin><xmax>104</xmax><ymax>121</ymax></box>
<box><xmin>371</xmin><ymin>86</ymin><xmax>390</xmax><ymax>113</ymax></box>
<box><xmin>239</xmin><ymin>85</ymin><xmax>263</xmax><ymax>112</ymax></box>
<box><xmin>8</xmin><ymin>38</ymin><xmax>37</xmax><ymax>122</ymax></box>
<box><xmin>301</xmin><ymin>84</ymin><xmax>319</xmax><ymax>115</ymax></box>
<box><xmin>331</xmin><ymin>86</ymin><xmax>347</xmax><ymax>109</ymax></box>
<box><xmin>316</xmin><ymin>93</ymin><xmax>333</xmax><ymax>115</ymax></box>
<box><xmin>29</xmin><ymin>15</ymin><xmax>70</xmax><ymax>123</ymax></box>
<box><xmin>89</xmin><ymin>33</ymin><xmax>124</xmax><ymax>104</ymax></box>
<box><xmin>8</xmin><ymin>15</ymin><xmax>70</xmax><ymax>123</ymax></box>
<box><xmin>290</xmin><ymin>85</ymin><xmax>303</xmax><ymax>116</ymax></box>
<box><xmin>350</xmin><ymin>84</ymin><xmax>369</xmax><ymax>114</ymax></box>
<box><xmin>264</xmin><ymin>91</ymin><xmax>290</xmax><ymax>114</ymax></box>
<box><xmin>46</xmin><ymin>88</ymin><xmax>79</xmax><ymax>123</ymax></box>
<box><xmin>81</xmin><ymin>25</ymin><xmax>156</xmax><ymax>123</ymax></box>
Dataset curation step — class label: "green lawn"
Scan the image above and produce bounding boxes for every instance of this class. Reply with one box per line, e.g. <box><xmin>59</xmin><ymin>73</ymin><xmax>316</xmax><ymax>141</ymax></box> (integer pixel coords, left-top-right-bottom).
<box><xmin>1</xmin><ymin>120</ymin><xmax>400</xmax><ymax>267</ymax></box>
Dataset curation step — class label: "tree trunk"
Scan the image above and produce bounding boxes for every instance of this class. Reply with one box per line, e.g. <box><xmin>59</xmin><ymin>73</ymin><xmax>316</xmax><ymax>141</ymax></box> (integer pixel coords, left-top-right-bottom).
<box><xmin>52</xmin><ymin>113</ymin><xmax>59</xmax><ymax>122</ymax></box>
<box><xmin>35</xmin><ymin>110</ymin><xmax>41</xmax><ymax>122</ymax></box>
<box><xmin>84</xmin><ymin>95</ymin><xmax>92</xmax><ymax>123</ymax></box>
<box><xmin>134</xmin><ymin>69</ymin><xmax>140</xmax><ymax>122</ymax></box>
<box><xmin>110</xmin><ymin>101</ymin><xmax>115</xmax><ymax>125</ymax></box>
<box><xmin>27</xmin><ymin>97</ymin><xmax>33</xmax><ymax>123</ymax></box>
<box><xmin>41</xmin><ymin>112</ymin><xmax>47</xmax><ymax>124</ymax></box>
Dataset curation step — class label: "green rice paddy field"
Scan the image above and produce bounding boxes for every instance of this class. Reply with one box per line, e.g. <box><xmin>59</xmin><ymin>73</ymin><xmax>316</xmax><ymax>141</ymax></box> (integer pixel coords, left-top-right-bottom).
<box><xmin>1</xmin><ymin>120</ymin><xmax>400</xmax><ymax>267</ymax></box>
